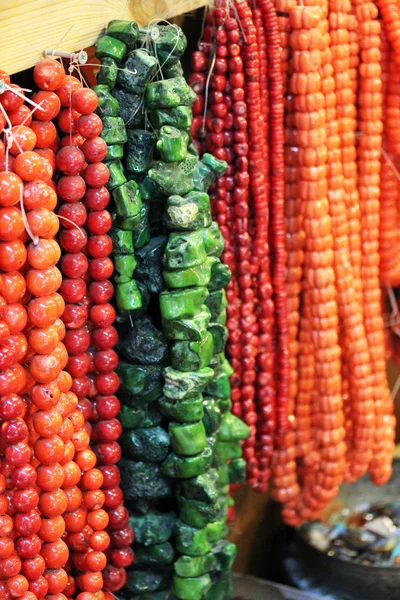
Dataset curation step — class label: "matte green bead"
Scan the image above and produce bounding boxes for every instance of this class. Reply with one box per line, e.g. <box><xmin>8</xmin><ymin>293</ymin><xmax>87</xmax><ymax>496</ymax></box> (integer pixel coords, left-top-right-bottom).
<box><xmin>164</xmin><ymin>191</ymin><xmax>211</xmax><ymax>231</ymax></box>
<box><xmin>203</xmin><ymin>222</ymin><xmax>224</xmax><ymax>257</ymax></box>
<box><xmin>217</xmin><ymin>441</ymin><xmax>242</xmax><ymax>464</ymax></box>
<box><xmin>110</xmin><ymin>227</ymin><xmax>133</xmax><ymax>255</ymax></box>
<box><xmin>170</xmin><ymin>332</ymin><xmax>214</xmax><ymax>372</ymax></box>
<box><xmin>132</xmin><ymin>201</ymin><xmax>150</xmax><ymax>249</ymax></box>
<box><xmin>204</xmin><ymin>570</ymin><xmax>233</xmax><ymax>600</ymax></box>
<box><xmin>112</xmin><ymin>179</ymin><xmax>142</xmax><ymax>218</ymax></box>
<box><xmin>163</xmin><ymin>60</ymin><xmax>184</xmax><ymax>78</ymax></box>
<box><xmin>162</xmin><ymin>307</ymin><xmax>211</xmax><ymax>342</ymax></box>
<box><xmin>111</xmin><ymin>87</ymin><xmax>144</xmax><ymax>127</ymax></box>
<box><xmin>162</xmin><ymin>447</ymin><xmax>212</xmax><ymax>479</ymax></box>
<box><xmin>117</xmin><ymin>362</ymin><xmax>163</xmax><ymax>406</ymax></box>
<box><xmin>205</xmin><ymin>356</ymin><xmax>233</xmax><ymax>399</ymax></box>
<box><xmin>220</xmin><ymin>413</ymin><xmax>250</xmax><ymax>441</ymax></box>
<box><xmin>125</xmin><ymin>569</ymin><xmax>172</xmax><ymax>595</ymax></box>
<box><xmin>115</xmin><ymin>280</ymin><xmax>142</xmax><ymax>311</ymax></box>
<box><xmin>169</xmin><ymin>421</ymin><xmax>207</xmax><ymax>456</ymax></box>
<box><xmin>159</xmin><ymin>287</ymin><xmax>208</xmax><ymax>320</ymax></box>
<box><xmin>139</xmin><ymin>175</ymin><xmax>166</xmax><ymax>202</ymax></box>
<box><xmin>178</xmin><ymin>469</ymin><xmax>219</xmax><ymax>505</ymax></box>
<box><xmin>208</xmin><ymin>260</ymin><xmax>231</xmax><ymax>291</ymax></box>
<box><xmin>113</xmin><ymin>255</ymin><xmax>136</xmax><ymax>283</ymax></box>
<box><xmin>134</xmin><ymin>542</ymin><xmax>175</xmax><ymax>568</ymax></box>
<box><xmin>194</xmin><ymin>153</ymin><xmax>228</xmax><ymax>192</ymax></box>
<box><xmin>158</xmin><ymin>395</ymin><xmax>204</xmax><ymax>423</ymax></box>
<box><xmin>93</xmin><ymin>85</ymin><xmax>119</xmax><ymax>116</ymax></box>
<box><xmin>217</xmin><ymin>397</ymin><xmax>232</xmax><ymax>415</ymax></box>
<box><xmin>174</xmin><ymin>520</ymin><xmax>212</xmax><ymax>556</ymax></box>
<box><xmin>202</xmin><ymin>397</ymin><xmax>222</xmax><ymax>435</ymax></box>
<box><xmin>163</xmin><ymin>366</ymin><xmax>214</xmax><ymax>400</ymax></box>
<box><xmin>129</xmin><ymin>510</ymin><xmax>176</xmax><ymax>546</ymax></box>
<box><xmin>98</xmin><ymin>57</ymin><xmax>118</xmax><ymax>89</ymax></box>
<box><xmin>135</xmin><ymin>235</ymin><xmax>168</xmax><ymax>294</ymax></box>
<box><xmin>100</xmin><ymin>116</ymin><xmax>127</xmax><ymax>144</ymax></box>
<box><xmin>117</xmin><ymin>315</ymin><xmax>167</xmax><ymax>365</ymax></box>
<box><xmin>228</xmin><ymin>458</ymin><xmax>247</xmax><ymax>484</ymax></box>
<box><xmin>106</xmin><ymin>19</ymin><xmax>139</xmax><ymax>48</ymax></box>
<box><xmin>119</xmin><ymin>458</ymin><xmax>172</xmax><ymax>500</ymax></box>
<box><xmin>105</xmin><ymin>160</ymin><xmax>126</xmax><ymax>190</ymax></box>
<box><xmin>163</xmin><ymin>257</ymin><xmax>217</xmax><ymax>289</ymax></box>
<box><xmin>206</xmin><ymin>520</ymin><xmax>228</xmax><ymax>544</ymax></box>
<box><xmin>126</xmin><ymin>129</ymin><xmax>155</xmax><ymax>174</ymax></box>
<box><xmin>179</xmin><ymin>497</ymin><xmax>221</xmax><ymax>529</ymax></box>
<box><xmin>218</xmin><ymin>463</ymin><xmax>230</xmax><ymax>485</ymax></box>
<box><xmin>146</xmin><ymin>76</ymin><xmax>196</xmax><ymax>110</ymax></box>
<box><xmin>118</xmin><ymin>49</ymin><xmax>158</xmax><ymax>94</ymax></box>
<box><xmin>119</xmin><ymin>427</ymin><xmax>169</xmax><ymax>462</ymax></box>
<box><xmin>95</xmin><ymin>35</ymin><xmax>127</xmax><ymax>61</ymax></box>
<box><xmin>148</xmin><ymin>156</ymin><xmax>197</xmax><ymax>196</ymax></box>
<box><xmin>157</xmin><ymin>126</ymin><xmax>189</xmax><ymax>162</ymax></box>
<box><xmin>105</xmin><ymin>144</ymin><xmax>124</xmax><ymax>160</ymax></box>
<box><xmin>118</xmin><ymin>403</ymin><xmax>161</xmax><ymax>429</ymax></box>
<box><xmin>164</xmin><ymin>230</ymin><xmax>208</xmax><ymax>270</ymax></box>
<box><xmin>207</xmin><ymin>323</ymin><xmax>227</xmax><ymax>354</ymax></box>
<box><xmin>174</xmin><ymin>552</ymin><xmax>217</xmax><ymax>578</ymax></box>
<box><xmin>172</xmin><ymin>574</ymin><xmax>211</xmax><ymax>600</ymax></box>
<box><xmin>149</xmin><ymin>105</ymin><xmax>192</xmax><ymax>129</ymax></box>
<box><xmin>140</xmin><ymin>24</ymin><xmax>187</xmax><ymax>66</ymax></box>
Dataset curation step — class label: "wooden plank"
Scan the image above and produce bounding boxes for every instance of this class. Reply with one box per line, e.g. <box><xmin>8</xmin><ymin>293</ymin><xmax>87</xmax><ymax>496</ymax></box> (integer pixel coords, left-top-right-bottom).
<box><xmin>1</xmin><ymin>0</ymin><xmax>208</xmax><ymax>75</ymax></box>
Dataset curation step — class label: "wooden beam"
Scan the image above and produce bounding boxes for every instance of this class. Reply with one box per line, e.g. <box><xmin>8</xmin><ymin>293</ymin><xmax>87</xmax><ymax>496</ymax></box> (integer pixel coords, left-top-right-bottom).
<box><xmin>1</xmin><ymin>0</ymin><xmax>208</xmax><ymax>75</ymax></box>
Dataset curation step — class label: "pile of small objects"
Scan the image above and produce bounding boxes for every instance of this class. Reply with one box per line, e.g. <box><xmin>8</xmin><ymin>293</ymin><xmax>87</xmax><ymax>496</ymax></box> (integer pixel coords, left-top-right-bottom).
<box><xmin>302</xmin><ymin>503</ymin><xmax>400</xmax><ymax>566</ymax></box>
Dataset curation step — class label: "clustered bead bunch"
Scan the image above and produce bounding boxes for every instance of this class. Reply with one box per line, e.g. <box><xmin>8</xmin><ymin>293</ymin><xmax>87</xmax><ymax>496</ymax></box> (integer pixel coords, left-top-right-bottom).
<box><xmin>0</xmin><ymin>58</ymin><xmax>132</xmax><ymax>600</ymax></box>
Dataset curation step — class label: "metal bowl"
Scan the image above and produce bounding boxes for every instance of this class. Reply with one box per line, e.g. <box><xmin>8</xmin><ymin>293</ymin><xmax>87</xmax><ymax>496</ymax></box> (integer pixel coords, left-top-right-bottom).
<box><xmin>284</xmin><ymin>459</ymin><xmax>400</xmax><ymax>600</ymax></box>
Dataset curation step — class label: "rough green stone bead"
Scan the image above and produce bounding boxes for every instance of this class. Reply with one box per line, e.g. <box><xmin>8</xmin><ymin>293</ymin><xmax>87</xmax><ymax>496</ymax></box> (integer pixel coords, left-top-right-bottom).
<box><xmin>117</xmin><ymin>362</ymin><xmax>164</xmax><ymax>406</ymax></box>
<box><xmin>174</xmin><ymin>552</ymin><xmax>217</xmax><ymax>578</ymax></box>
<box><xmin>217</xmin><ymin>441</ymin><xmax>242</xmax><ymax>464</ymax></box>
<box><xmin>220</xmin><ymin>413</ymin><xmax>250</xmax><ymax>441</ymax></box>
<box><xmin>162</xmin><ymin>307</ymin><xmax>211</xmax><ymax>342</ymax></box>
<box><xmin>163</xmin><ymin>366</ymin><xmax>214</xmax><ymax>400</ymax></box>
<box><xmin>149</xmin><ymin>105</ymin><xmax>192</xmax><ymax>129</ymax></box>
<box><xmin>172</xmin><ymin>574</ymin><xmax>211</xmax><ymax>600</ymax></box>
<box><xmin>164</xmin><ymin>191</ymin><xmax>211</xmax><ymax>231</ymax></box>
<box><xmin>169</xmin><ymin>421</ymin><xmax>207</xmax><ymax>456</ymax></box>
<box><xmin>105</xmin><ymin>143</ymin><xmax>124</xmax><ymax>160</ymax></box>
<box><xmin>129</xmin><ymin>511</ymin><xmax>176</xmax><ymax>546</ymax></box>
<box><xmin>202</xmin><ymin>397</ymin><xmax>222</xmax><ymax>435</ymax></box>
<box><xmin>118</xmin><ymin>49</ymin><xmax>157</xmax><ymax>93</ymax></box>
<box><xmin>179</xmin><ymin>497</ymin><xmax>221</xmax><ymax>529</ymax></box>
<box><xmin>141</xmin><ymin>24</ymin><xmax>187</xmax><ymax>66</ymax></box>
<box><xmin>205</xmin><ymin>356</ymin><xmax>233</xmax><ymax>399</ymax></box>
<box><xmin>163</xmin><ymin>257</ymin><xmax>217</xmax><ymax>289</ymax></box>
<box><xmin>148</xmin><ymin>156</ymin><xmax>197</xmax><ymax>196</ymax></box>
<box><xmin>174</xmin><ymin>521</ymin><xmax>212</xmax><ymax>556</ymax></box>
<box><xmin>228</xmin><ymin>458</ymin><xmax>247</xmax><ymax>483</ymax></box>
<box><xmin>132</xmin><ymin>201</ymin><xmax>150</xmax><ymax>248</ymax></box>
<box><xmin>158</xmin><ymin>395</ymin><xmax>204</xmax><ymax>423</ymax></box>
<box><xmin>204</xmin><ymin>570</ymin><xmax>233</xmax><ymax>600</ymax></box>
<box><xmin>117</xmin><ymin>315</ymin><xmax>168</xmax><ymax>365</ymax></box>
<box><xmin>203</xmin><ymin>222</ymin><xmax>224</xmax><ymax>257</ymax></box>
<box><xmin>110</xmin><ymin>227</ymin><xmax>133</xmax><ymax>255</ymax></box>
<box><xmin>98</xmin><ymin>57</ymin><xmax>118</xmax><ymax>89</ymax></box>
<box><xmin>159</xmin><ymin>287</ymin><xmax>208</xmax><ymax>320</ymax></box>
<box><xmin>218</xmin><ymin>463</ymin><xmax>230</xmax><ymax>485</ymax></box>
<box><xmin>162</xmin><ymin>447</ymin><xmax>212</xmax><ymax>479</ymax></box>
<box><xmin>163</xmin><ymin>61</ymin><xmax>184</xmax><ymax>79</ymax></box>
<box><xmin>146</xmin><ymin>77</ymin><xmax>196</xmax><ymax>110</ymax></box>
<box><xmin>119</xmin><ymin>458</ymin><xmax>172</xmax><ymax>500</ymax></box>
<box><xmin>119</xmin><ymin>427</ymin><xmax>170</xmax><ymax>462</ymax></box>
<box><xmin>139</xmin><ymin>175</ymin><xmax>166</xmax><ymax>202</ymax></box>
<box><xmin>118</xmin><ymin>403</ymin><xmax>161</xmax><ymax>429</ymax></box>
<box><xmin>111</xmin><ymin>87</ymin><xmax>144</xmax><ymax>127</ymax></box>
<box><xmin>95</xmin><ymin>35</ymin><xmax>127</xmax><ymax>61</ymax></box>
<box><xmin>157</xmin><ymin>126</ymin><xmax>189</xmax><ymax>162</ymax></box>
<box><xmin>194</xmin><ymin>153</ymin><xmax>228</xmax><ymax>192</ymax></box>
<box><xmin>164</xmin><ymin>230</ymin><xmax>207</xmax><ymax>270</ymax></box>
<box><xmin>100</xmin><ymin>116</ymin><xmax>128</xmax><ymax>144</ymax></box>
<box><xmin>112</xmin><ymin>179</ymin><xmax>142</xmax><ymax>218</ymax></box>
<box><xmin>206</xmin><ymin>520</ymin><xmax>228</xmax><ymax>544</ymax></box>
<box><xmin>125</xmin><ymin>569</ymin><xmax>172</xmax><ymax>595</ymax></box>
<box><xmin>113</xmin><ymin>255</ymin><xmax>136</xmax><ymax>283</ymax></box>
<box><xmin>93</xmin><ymin>85</ymin><xmax>119</xmax><ymax>116</ymax></box>
<box><xmin>134</xmin><ymin>542</ymin><xmax>175</xmax><ymax>568</ymax></box>
<box><xmin>170</xmin><ymin>332</ymin><xmax>213</xmax><ymax>372</ymax></box>
<box><xmin>105</xmin><ymin>160</ymin><xmax>126</xmax><ymax>190</ymax></box>
<box><xmin>135</xmin><ymin>235</ymin><xmax>168</xmax><ymax>294</ymax></box>
<box><xmin>208</xmin><ymin>261</ymin><xmax>231</xmax><ymax>291</ymax></box>
<box><xmin>126</xmin><ymin>129</ymin><xmax>155</xmax><ymax>174</ymax></box>
<box><xmin>106</xmin><ymin>19</ymin><xmax>139</xmax><ymax>48</ymax></box>
<box><xmin>115</xmin><ymin>280</ymin><xmax>142</xmax><ymax>311</ymax></box>
<box><xmin>207</xmin><ymin>323</ymin><xmax>228</xmax><ymax>354</ymax></box>
<box><xmin>217</xmin><ymin>397</ymin><xmax>232</xmax><ymax>414</ymax></box>
<box><xmin>178</xmin><ymin>469</ymin><xmax>219</xmax><ymax>506</ymax></box>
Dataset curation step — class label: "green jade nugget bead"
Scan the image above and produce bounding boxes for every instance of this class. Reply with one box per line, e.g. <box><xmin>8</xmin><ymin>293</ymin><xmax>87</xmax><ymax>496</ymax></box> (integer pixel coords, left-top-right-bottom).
<box><xmin>208</xmin><ymin>260</ymin><xmax>232</xmax><ymax>291</ymax></box>
<box><xmin>219</xmin><ymin>413</ymin><xmax>250</xmax><ymax>442</ymax></box>
<box><xmin>146</xmin><ymin>76</ymin><xmax>196</xmax><ymax>110</ymax></box>
<box><xmin>169</xmin><ymin>421</ymin><xmax>207</xmax><ymax>456</ymax></box>
<box><xmin>163</xmin><ymin>257</ymin><xmax>217</xmax><ymax>289</ymax></box>
<box><xmin>170</xmin><ymin>332</ymin><xmax>214</xmax><ymax>372</ymax></box>
<box><xmin>174</xmin><ymin>521</ymin><xmax>212</xmax><ymax>556</ymax></box>
<box><xmin>113</xmin><ymin>255</ymin><xmax>136</xmax><ymax>283</ymax></box>
<box><xmin>118</xmin><ymin>458</ymin><xmax>172</xmax><ymax>500</ymax></box>
<box><xmin>206</xmin><ymin>356</ymin><xmax>233</xmax><ymax>399</ymax></box>
<box><xmin>139</xmin><ymin>175</ymin><xmax>166</xmax><ymax>203</ymax></box>
<box><xmin>117</xmin><ymin>362</ymin><xmax>164</xmax><ymax>405</ymax></box>
<box><xmin>132</xmin><ymin>201</ymin><xmax>150</xmax><ymax>248</ymax></box>
<box><xmin>106</xmin><ymin>144</ymin><xmax>124</xmax><ymax>160</ymax></box>
<box><xmin>149</xmin><ymin>105</ymin><xmax>193</xmax><ymax>129</ymax></box>
<box><xmin>135</xmin><ymin>235</ymin><xmax>168</xmax><ymax>294</ymax></box>
<box><xmin>93</xmin><ymin>85</ymin><xmax>119</xmax><ymax>116</ymax></box>
<box><xmin>105</xmin><ymin>160</ymin><xmax>126</xmax><ymax>190</ymax></box>
<box><xmin>100</xmin><ymin>116</ymin><xmax>128</xmax><ymax>144</ymax></box>
<box><xmin>118</xmin><ymin>403</ymin><xmax>162</xmax><ymax>429</ymax></box>
<box><xmin>172</xmin><ymin>574</ymin><xmax>211</xmax><ymax>600</ymax></box>
<box><xmin>203</xmin><ymin>222</ymin><xmax>225</xmax><ymax>257</ymax></box>
<box><xmin>111</xmin><ymin>87</ymin><xmax>144</xmax><ymax>127</ymax></box>
<box><xmin>118</xmin><ymin>49</ymin><xmax>158</xmax><ymax>94</ymax></box>
<box><xmin>207</xmin><ymin>323</ymin><xmax>228</xmax><ymax>354</ymax></box>
<box><xmin>129</xmin><ymin>511</ymin><xmax>176</xmax><ymax>546</ymax></box>
<box><xmin>119</xmin><ymin>427</ymin><xmax>170</xmax><ymax>462</ymax></box>
<box><xmin>98</xmin><ymin>57</ymin><xmax>118</xmax><ymax>89</ymax></box>
<box><xmin>163</xmin><ymin>60</ymin><xmax>184</xmax><ymax>79</ymax></box>
<box><xmin>106</xmin><ymin>19</ymin><xmax>139</xmax><ymax>48</ymax></box>
<box><xmin>178</xmin><ymin>469</ymin><xmax>220</xmax><ymax>504</ymax></box>
<box><xmin>162</xmin><ymin>447</ymin><xmax>212</xmax><ymax>479</ymax></box>
<box><xmin>95</xmin><ymin>35</ymin><xmax>127</xmax><ymax>61</ymax></box>
<box><xmin>134</xmin><ymin>542</ymin><xmax>175</xmax><ymax>568</ymax></box>
<box><xmin>112</xmin><ymin>179</ymin><xmax>142</xmax><ymax>218</ymax></box>
<box><xmin>178</xmin><ymin>497</ymin><xmax>222</xmax><ymax>529</ymax></box>
<box><xmin>194</xmin><ymin>153</ymin><xmax>228</xmax><ymax>192</ymax></box>
<box><xmin>205</xmin><ymin>570</ymin><xmax>234</xmax><ymax>600</ymax></box>
<box><xmin>109</xmin><ymin>227</ymin><xmax>133</xmax><ymax>255</ymax></box>
<box><xmin>163</xmin><ymin>366</ymin><xmax>214</xmax><ymax>400</ymax></box>
<box><xmin>164</xmin><ymin>230</ymin><xmax>208</xmax><ymax>270</ymax></box>
<box><xmin>125</xmin><ymin>569</ymin><xmax>171</xmax><ymax>595</ymax></box>
<box><xmin>157</xmin><ymin>126</ymin><xmax>189</xmax><ymax>162</ymax></box>
<box><xmin>228</xmin><ymin>458</ymin><xmax>247</xmax><ymax>483</ymax></box>
<box><xmin>205</xmin><ymin>290</ymin><xmax>227</xmax><ymax>322</ymax></box>
<box><xmin>162</xmin><ymin>307</ymin><xmax>212</xmax><ymax>342</ymax></box>
<box><xmin>148</xmin><ymin>156</ymin><xmax>198</xmax><ymax>196</ymax></box>
<box><xmin>202</xmin><ymin>397</ymin><xmax>222</xmax><ymax>435</ymax></box>
<box><xmin>160</xmin><ymin>287</ymin><xmax>208</xmax><ymax>320</ymax></box>
<box><xmin>139</xmin><ymin>24</ymin><xmax>187</xmax><ymax>66</ymax></box>
<box><xmin>158</xmin><ymin>394</ymin><xmax>205</xmax><ymax>423</ymax></box>
<box><xmin>126</xmin><ymin>129</ymin><xmax>155</xmax><ymax>174</ymax></box>
<box><xmin>174</xmin><ymin>552</ymin><xmax>217</xmax><ymax>578</ymax></box>
<box><xmin>164</xmin><ymin>191</ymin><xmax>212</xmax><ymax>231</ymax></box>
<box><xmin>115</xmin><ymin>280</ymin><xmax>142</xmax><ymax>311</ymax></box>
